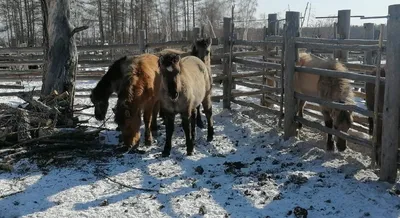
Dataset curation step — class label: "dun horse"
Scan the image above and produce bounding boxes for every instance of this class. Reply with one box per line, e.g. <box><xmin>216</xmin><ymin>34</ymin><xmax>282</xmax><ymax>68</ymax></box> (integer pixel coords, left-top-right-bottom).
<box><xmin>113</xmin><ymin>54</ymin><xmax>161</xmax><ymax>150</ymax></box>
<box><xmin>295</xmin><ymin>52</ymin><xmax>355</xmax><ymax>151</ymax></box>
<box><xmin>158</xmin><ymin>53</ymin><xmax>214</xmax><ymax>157</ymax></box>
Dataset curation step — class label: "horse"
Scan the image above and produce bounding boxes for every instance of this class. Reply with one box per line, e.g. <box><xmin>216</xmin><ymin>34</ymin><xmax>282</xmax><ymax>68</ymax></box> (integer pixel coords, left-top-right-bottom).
<box><xmin>90</xmin><ymin>50</ymin><xmax>177</xmax><ymax>124</ymax></box>
<box><xmin>90</xmin><ymin>56</ymin><xmax>128</xmax><ymax>121</ymax></box>
<box><xmin>113</xmin><ymin>53</ymin><xmax>161</xmax><ymax>150</ymax></box>
<box><xmin>158</xmin><ymin>53</ymin><xmax>214</xmax><ymax>157</ymax></box>
<box><xmin>295</xmin><ymin>52</ymin><xmax>355</xmax><ymax>152</ymax></box>
<box><xmin>190</xmin><ymin>37</ymin><xmax>213</xmax><ymax>128</ymax></box>
<box><xmin>365</xmin><ymin>66</ymin><xmax>386</xmax><ymax>165</ymax></box>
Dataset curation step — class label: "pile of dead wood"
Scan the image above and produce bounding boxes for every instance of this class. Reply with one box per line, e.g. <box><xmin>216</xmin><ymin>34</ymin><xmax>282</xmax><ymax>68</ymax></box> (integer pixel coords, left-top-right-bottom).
<box><xmin>0</xmin><ymin>90</ymin><xmax>108</xmax><ymax>170</ymax></box>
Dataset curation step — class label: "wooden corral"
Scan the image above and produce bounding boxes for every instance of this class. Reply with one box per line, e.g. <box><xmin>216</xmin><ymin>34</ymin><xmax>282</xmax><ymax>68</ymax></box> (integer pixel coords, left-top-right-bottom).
<box><xmin>1</xmin><ymin>5</ymin><xmax>399</xmax><ymax>183</ymax></box>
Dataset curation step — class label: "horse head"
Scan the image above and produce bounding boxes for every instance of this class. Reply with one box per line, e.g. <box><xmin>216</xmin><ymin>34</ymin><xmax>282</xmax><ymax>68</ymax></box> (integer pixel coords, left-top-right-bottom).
<box><xmin>191</xmin><ymin>37</ymin><xmax>212</xmax><ymax>63</ymax></box>
<box><xmin>158</xmin><ymin>53</ymin><xmax>182</xmax><ymax>102</ymax></box>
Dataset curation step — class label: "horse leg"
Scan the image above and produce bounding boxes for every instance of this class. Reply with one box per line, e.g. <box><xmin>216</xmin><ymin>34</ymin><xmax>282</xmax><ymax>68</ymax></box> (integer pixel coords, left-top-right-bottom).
<box><xmin>202</xmin><ymin>95</ymin><xmax>214</xmax><ymax>142</ymax></box>
<box><xmin>191</xmin><ymin>108</ymin><xmax>197</xmax><ymax>145</ymax></box>
<box><xmin>196</xmin><ymin>105</ymin><xmax>205</xmax><ymax>129</ymax></box>
<box><xmin>368</xmin><ymin>116</ymin><xmax>373</xmax><ymax>135</ymax></box>
<box><xmin>151</xmin><ymin>100</ymin><xmax>160</xmax><ymax>134</ymax></box>
<box><xmin>159</xmin><ymin>103</ymin><xmax>166</xmax><ymax>125</ymax></box>
<box><xmin>321</xmin><ymin>109</ymin><xmax>334</xmax><ymax>151</ymax></box>
<box><xmin>143</xmin><ymin>104</ymin><xmax>154</xmax><ymax>146</ymax></box>
<box><xmin>121</xmin><ymin>112</ymin><xmax>141</xmax><ymax>150</ymax></box>
<box><xmin>162</xmin><ymin>112</ymin><xmax>175</xmax><ymax>157</ymax></box>
<box><xmin>297</xmin><ymin>100</ymin><xmax>306</xmax><ymax>129</ymax></box>
<box><xmin>182</xmin><ymin>110</ymin><xmax>195</xmax><ymax>156</ymax></box>
<box><xmin>375</xmin><ymin>117</ymin><xmax>383</xmax><ymax>166</ymax></box>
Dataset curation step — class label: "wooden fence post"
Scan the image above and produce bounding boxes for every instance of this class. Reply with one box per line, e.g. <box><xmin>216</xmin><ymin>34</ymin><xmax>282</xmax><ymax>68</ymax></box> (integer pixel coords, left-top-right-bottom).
<box><xmin>380</xmin><ymin>4</ymin><xmax>400</xmax><ymax>183</ymax></box>
<box><xmin>336</xmin><ymin>9</ymin><xmax>351</xmax><ymax>62</ymax></box>
<box><xmin>139</xmin><ymin>30</ymin><xmax>145</xmax><ymax>54</ymax></box>
<box><xmin>364</xmin><ymin>23</ymin><xmax>375</xmax><ymax>65</ymax></box>
<box><xmin>261</xmin><ymin>14</ymin><xmax>278</xmax><ymax>107</ymax></box>
<box><xmin>222</xmin><ymin>17</ymin><xmax>232</xmax><ymax>109</ymax></box>
<box><xmin>283</xmin><ymin>11</ymin><xmax>300</xmax><ymax>140</ymax></box>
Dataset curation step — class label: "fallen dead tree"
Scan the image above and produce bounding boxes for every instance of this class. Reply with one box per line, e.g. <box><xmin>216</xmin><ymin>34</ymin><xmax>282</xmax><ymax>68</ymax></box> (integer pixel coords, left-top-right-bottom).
<box><xmin>0</xmin><ymin>90</ymin><xmax>111</xmax><ymax>169</ymax></box>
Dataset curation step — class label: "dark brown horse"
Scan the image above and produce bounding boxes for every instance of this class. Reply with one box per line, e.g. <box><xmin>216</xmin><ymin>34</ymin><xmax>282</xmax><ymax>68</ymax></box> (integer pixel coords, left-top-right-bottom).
<box><xmin>295</xmin><ymin>52</ymin><xmax>355</xmax><ymax>152</ymax></box>
<box><xmin>113</xmin><ymin>54</ymin><xmax>161</xmax><ymax>150</ymax></box>
<box><xmin>158</xmin><ymin>53</ymin><xmax>214</xmax><ymax>157</ymax></box>
<box><xmin>190</xmin><ymin>37</ymin><xmax>212</xmax><ymax>128</ymax></box>
<box><xmin>90</xmin><ymin>56</ymin><xmax>128</xmax><ymax>121</ymax></box>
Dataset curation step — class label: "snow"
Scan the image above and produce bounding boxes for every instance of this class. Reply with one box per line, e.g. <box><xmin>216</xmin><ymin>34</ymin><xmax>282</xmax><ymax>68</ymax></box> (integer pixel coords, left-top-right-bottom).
<box><xmin>1</xmin><ymin>68</ymin><xmax>400</xmax><ymax>218</ymax></box>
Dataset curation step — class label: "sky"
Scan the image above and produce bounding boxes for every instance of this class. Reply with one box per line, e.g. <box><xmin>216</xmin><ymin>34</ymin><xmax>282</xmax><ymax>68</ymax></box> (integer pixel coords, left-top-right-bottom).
<box><xmin>255</xmin><ymin>0</ymin><xmax>399</xmax><ymax>26</ymax></box>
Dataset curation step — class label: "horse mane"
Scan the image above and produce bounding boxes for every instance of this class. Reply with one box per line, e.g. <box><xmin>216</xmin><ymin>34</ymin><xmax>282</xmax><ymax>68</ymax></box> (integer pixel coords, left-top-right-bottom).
<box><xmin>91</xmin><ymin>56</ymin><xmax>128</xmax><ymax>100</ymax></box>
<box><xmin>298</xmin><ymin>52</ymin><xmax>355</xmax><ymax>106</ymax></box>
<box><xmin>114</xmin><ymin>54</ymin><xmax>157</xmax><ymax>127</ymax></box>
<box><xmin>154</xmin><ymin>48</ymin><xmax>187</xmax><ymax>57</ymax></box>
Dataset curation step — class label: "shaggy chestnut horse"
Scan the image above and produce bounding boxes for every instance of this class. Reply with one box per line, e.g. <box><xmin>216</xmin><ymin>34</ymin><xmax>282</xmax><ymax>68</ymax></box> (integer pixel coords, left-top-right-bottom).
<box><xmin>90</xmin><ymin>49</ymin><xmax>180</xmax><ymax>124</ymax></box>
<box><xmin>113</xmin><ymin>54</ymin><xmax>161</xmax><ymax>150</ymax></box>
<box><xmin>158</xmin><ymin>53</ymin><xmax>214</xmax><ymax>157</ymax></box>
<box><xmin>295</xmin><ymin>52</ymin><xmax>355</xmax><ymax>152</ymax></box>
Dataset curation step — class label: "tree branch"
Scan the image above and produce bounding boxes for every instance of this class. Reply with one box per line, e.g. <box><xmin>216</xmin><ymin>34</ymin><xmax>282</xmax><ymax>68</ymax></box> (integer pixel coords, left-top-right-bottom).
<box><xmin>70</xmin><ymin>26</ymin><xmax>89</xmax><ymax>37</ymax></box>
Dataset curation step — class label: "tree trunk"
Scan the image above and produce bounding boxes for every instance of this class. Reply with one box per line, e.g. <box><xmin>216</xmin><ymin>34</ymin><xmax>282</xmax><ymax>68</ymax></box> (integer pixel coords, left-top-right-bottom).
<box><xmin>23</xmin><ymin>0</ymin><xmax>31</xmax><ymax>45</ymax></box>
<box><xmin>192</xmin><ymin>0</ymin><xmax>194</xmax><ymax>29</ymax></box>
<box><xmin>18</xmin><ymin>0</ymin><xmax>25</xmax><ymax>43</ymax></box>
<box><xmin>40</xmin><ymin>0</ymin><xmax>87</xmax><ymax>124</ymax></box>
<box><xmin>97</xmin><ymin>0</ymin><xmax>105</xmax><ymax>44</ymax></box>
<box><xmin>169</xmin><ymin>0</ymin><xmax>172</xmax><ymax>40</ymax></box>
<box><xmin>30</xmin><ymin>0</ymin><xmax>36</xmax><ymax>45</ymax></box>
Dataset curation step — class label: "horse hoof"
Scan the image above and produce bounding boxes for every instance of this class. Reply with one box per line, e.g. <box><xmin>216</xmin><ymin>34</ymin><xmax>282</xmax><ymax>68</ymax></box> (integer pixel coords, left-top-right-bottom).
<box><xmin>337</xmin><ymin>146</ymin><xmax>347</xmax><ymax>152</ymax></box>
<box><xmin>161</xmin><ymin>151</ymin><xmax>170</xmax><ymax>157</ymax></box>
<box><xmin>207</xmin><ymin>136</ymin><xmax>213</xmax><ymax>142</ymax></box>
<box><xmin>197</xmin><ymin>121</ymin><xmax>205</xmax><ymax>129</ymax></box>
<box><xmin>297</xmin><ymin>122</ymin><xmax>303</xmax><ymax>129</ymax></box>
<box><xmin>115</xmin><ymin>145</ymin><xmax>130</xmax><ymax>153</ymax></box>
<box><xmin>187</xmin><ymin>151</ymin><xmax>193</xmax><ymax>156</ymax></box>
<box><xmin>326</xmin><ymin>143</ymin><xmax>334</xmax><ymax>151</ymax></box>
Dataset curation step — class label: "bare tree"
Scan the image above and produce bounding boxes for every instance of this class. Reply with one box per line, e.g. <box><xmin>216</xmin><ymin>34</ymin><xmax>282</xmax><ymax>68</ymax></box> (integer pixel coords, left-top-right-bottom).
<box><xmin>40</xmin><ymin>0</ymin><xmax>88</xmax><ymax>123</ymax></box>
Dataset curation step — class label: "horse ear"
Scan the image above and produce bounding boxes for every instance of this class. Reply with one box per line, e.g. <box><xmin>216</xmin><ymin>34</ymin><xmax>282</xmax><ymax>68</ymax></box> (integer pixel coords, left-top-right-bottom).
<box><xmin>172</xmin><ymin>54</ymin><xmax>181</xmax><ymax>64</ymax></box>
<box><xmin>206</xmin><ymin>37</ymin><xmax>212</xmax><ymax>46</ymax></box>
<box><xmin>158</xmin><ymin>55</ymin><xmax>164</xmax><ymax>67</ymax></box>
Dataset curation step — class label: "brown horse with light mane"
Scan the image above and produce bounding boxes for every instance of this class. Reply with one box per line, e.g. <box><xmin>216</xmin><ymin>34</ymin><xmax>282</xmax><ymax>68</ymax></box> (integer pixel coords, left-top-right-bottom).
<box><xmin>113</xmin><ymin>53</ymin><xmax>161</xmax><ymax>150</ymax></box>
<box><xmin>295</xmin><ymin>52</ymin><xmax>355</xmax><ymax>152</ymax></box>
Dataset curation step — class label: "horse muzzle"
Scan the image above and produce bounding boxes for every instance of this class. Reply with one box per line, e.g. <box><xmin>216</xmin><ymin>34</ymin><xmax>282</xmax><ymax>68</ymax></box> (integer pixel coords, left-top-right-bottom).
<box><xmin>169</xmin><ymin>92</ymin><xmax>179</xmax><ymax>102</ymax></box>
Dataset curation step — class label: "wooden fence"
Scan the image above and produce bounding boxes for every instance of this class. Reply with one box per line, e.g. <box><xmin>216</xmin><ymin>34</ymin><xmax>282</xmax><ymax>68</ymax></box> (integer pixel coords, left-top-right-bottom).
<box><xmin>1</xmin><ymin>6</ymin><xmax>399</xmax><ymax>183</ymax></box>
<box><xmin>220</xmin><ymin>5</ymin><xmax>398</xmax><ymax>183</ymax></box>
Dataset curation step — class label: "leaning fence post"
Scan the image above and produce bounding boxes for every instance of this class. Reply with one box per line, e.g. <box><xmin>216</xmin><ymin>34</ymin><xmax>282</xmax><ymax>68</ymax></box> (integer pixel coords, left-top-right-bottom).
<box><xmin>139</xmin><ymin>30</ymin><xmax>145</xmax><ymax>54</ymax></box>
<box><xmin>380</xmin><ymin>4</ymin><xmax>400</xmax><ymax>183</ymax></box>
<box><xmin>283</xmin><ymin>11</ymin><xmax>300</xmax><ymax>140</ymax></box>
<box><xmin>336</xmin><ymin>9</ymin><xmax>351</xmax><ymax>61</ymax></box>
<box><xmin>222</xmin><ymin>17</ymin><xmax>232</xmax><ymax>109</ymax></box>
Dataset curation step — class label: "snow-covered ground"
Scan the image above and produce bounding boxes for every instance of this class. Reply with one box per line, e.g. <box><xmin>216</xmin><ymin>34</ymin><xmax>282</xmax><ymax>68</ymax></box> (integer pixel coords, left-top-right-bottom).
<box><xmin>1</xmin><ymin>67</ymin><xmax>400</xmax><ymax>218</ymax></box>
